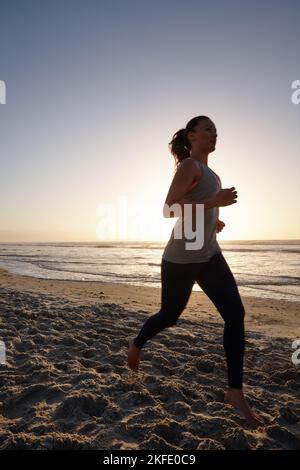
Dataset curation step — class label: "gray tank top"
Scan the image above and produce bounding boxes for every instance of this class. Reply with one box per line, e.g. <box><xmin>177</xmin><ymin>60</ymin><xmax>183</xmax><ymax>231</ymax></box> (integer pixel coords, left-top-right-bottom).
<box><xmin>162</xmin><ymin>158</ymin><xmax>222</xmax><ymax>263</ymax></box>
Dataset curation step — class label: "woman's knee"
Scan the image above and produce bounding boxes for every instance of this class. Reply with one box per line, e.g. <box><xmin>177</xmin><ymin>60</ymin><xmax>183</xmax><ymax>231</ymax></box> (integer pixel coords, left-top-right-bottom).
<box><xmin>236</xmin><ymin>302</ymin><xmax>245</xmax><ymax>319</ymax></box>
<box><xmin>224</xmin><ymin>302</ymin><xmax>245</xmax><ymax>324</ymax></box>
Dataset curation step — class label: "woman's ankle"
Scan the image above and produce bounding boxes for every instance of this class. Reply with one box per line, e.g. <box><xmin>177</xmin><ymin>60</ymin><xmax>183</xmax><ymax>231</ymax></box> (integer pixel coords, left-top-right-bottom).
<box><xmin>133</xmin><ymin>339</ymin><xmax>142</xmax><ymax>350</ymax></box>
<box><xmin>226</xmin><ymin>386</ymin><xmax>243</xmax><ymax>392</ymax></box>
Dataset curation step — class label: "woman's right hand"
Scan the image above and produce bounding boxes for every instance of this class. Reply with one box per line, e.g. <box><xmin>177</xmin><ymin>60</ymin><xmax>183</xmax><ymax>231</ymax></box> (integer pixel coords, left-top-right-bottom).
<box><xmin>216</xmin><ymin>187</ymin><xmax>238</xmax><ymax>207</ymax></box>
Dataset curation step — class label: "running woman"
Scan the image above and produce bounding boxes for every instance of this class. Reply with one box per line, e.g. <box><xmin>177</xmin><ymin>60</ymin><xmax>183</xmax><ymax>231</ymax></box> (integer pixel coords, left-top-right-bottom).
<box><xmin>127</xmin><ymin>115</ymin><xmax>263</xmax><ymax>427</ymax></box>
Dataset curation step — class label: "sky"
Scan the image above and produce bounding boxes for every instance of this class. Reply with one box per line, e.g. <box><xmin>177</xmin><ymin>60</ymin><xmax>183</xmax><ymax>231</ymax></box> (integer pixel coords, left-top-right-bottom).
<box><xmin>0</xmin><ymin>0</ymin><xmax>299</xmax><ymax>242</ymax></box>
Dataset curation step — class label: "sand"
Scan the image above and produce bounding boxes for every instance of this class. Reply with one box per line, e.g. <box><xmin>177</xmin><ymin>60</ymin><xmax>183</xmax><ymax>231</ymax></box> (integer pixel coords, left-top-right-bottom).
<box><xmin>0</xmin><ymin>267</ymin><xmax>299</xmax><ymax>450</ymax></box>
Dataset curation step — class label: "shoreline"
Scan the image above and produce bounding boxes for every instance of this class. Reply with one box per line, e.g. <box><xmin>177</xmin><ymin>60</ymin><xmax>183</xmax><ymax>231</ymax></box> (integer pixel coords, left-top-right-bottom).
<box><xmin>0</xmin><ymin>267</ymin><xmax>299</xmax><ymax>338</ymax></box>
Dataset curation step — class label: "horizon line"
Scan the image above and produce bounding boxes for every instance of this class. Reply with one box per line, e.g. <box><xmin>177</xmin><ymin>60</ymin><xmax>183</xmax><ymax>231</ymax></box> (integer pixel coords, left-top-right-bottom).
<box><xmin>0</xmin><ymin>239</ymin><xmax>299</xmax><ymax>244</ymax></box>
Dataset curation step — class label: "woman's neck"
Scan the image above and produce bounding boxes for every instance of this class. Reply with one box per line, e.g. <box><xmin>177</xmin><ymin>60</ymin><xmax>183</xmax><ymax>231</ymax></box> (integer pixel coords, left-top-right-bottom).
<box><xmin>189</xmin><ymin>151</ymin><xmax>209</xmax><ymax>166</ymax></box>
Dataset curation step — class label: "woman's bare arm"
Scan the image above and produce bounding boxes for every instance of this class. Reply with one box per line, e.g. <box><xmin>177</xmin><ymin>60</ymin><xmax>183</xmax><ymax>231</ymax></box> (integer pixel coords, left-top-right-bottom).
<box><xmin>163</xmin><ymin>158</ymin><xmax>202</xmax><ymax>218</ymax></box>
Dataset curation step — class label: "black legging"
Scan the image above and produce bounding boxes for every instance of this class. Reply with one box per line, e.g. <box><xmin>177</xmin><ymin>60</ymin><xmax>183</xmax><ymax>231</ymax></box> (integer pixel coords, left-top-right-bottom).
<box><xmin>133</xmin><ymin>251</ymin><xmax>245</xmax><ymax>389</ymax></box>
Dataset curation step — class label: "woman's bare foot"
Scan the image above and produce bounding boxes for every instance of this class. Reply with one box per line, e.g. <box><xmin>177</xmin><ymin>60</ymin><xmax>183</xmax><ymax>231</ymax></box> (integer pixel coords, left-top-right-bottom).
<box><xmin>127</xmin><ymin>337</ymin><xmax>141</xmax><ymax>371</ymax></box>
<box><xmin>224</xmin><ymin>388</ymin><xmax>264</xmax><ymax>427</ymax></box>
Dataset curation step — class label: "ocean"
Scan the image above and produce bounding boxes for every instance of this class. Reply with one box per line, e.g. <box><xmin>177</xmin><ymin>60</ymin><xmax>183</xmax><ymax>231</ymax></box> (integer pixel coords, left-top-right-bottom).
<box><xmin>0</xmin><ymin>240</ymin><xmax>299</xmax><ymax>303</ymax></box>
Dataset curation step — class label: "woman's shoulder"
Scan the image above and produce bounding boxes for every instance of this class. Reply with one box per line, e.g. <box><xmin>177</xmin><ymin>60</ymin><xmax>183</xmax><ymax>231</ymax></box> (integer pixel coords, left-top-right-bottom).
<box><xmin>177</xmin><ymin>157</ymin><xmax>203</xmax><ymax>176</ymax></box>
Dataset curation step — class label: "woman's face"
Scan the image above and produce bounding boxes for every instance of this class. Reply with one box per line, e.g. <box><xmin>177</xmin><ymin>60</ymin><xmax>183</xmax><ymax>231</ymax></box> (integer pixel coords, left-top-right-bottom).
<box><xmin>188</xmin><ymin>118</ymin><xmax>218</xmax><ymax>153</ymax></box>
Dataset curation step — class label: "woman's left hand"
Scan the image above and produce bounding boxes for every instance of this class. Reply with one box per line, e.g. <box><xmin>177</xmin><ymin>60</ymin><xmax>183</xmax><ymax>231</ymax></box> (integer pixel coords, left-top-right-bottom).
<box><xmin>216</xmin><ymin>219</ymin><xmax>225</xmax><ymax>233</ymax></box>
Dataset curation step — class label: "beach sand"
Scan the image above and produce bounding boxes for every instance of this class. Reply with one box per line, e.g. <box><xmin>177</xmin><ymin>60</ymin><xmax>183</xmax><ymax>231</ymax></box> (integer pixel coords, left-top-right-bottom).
<box><xmin>0</xmin><ymin>266</ymin><xmax>299</xmax><ymax>450</ymax></box>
